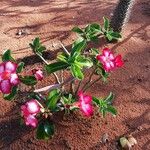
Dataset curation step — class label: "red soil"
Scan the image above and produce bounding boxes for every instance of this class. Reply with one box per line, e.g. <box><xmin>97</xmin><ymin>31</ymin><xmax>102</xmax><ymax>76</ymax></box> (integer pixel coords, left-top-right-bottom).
<box><xmin>0</xmin><ymin>0</ymin><xmax>150</xmax><ymax>149</ymax></box>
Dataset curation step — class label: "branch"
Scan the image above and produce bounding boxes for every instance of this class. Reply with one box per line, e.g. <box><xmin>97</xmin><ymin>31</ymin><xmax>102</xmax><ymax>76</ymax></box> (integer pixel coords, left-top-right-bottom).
<box><xmin>36</xmin><ymin>52</ymin><xmax>60</xmax><ymax>84</ymax></box>
<box><xmin>59</xmin><ymin>42</ymin><xmax>70</xmax><ymax>55</ymax></box>
<box><xmin>34</xmin><ymin>76</ymin><xmax>75</xmax><ymax>93</ymax></box>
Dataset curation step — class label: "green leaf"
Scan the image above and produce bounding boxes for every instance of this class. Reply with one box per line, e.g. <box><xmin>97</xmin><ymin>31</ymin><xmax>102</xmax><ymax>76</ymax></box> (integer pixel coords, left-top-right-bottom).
<box><xmin>109</xmin><ymin>31</ymin><xmax>122</xmax><ymax>39</ymax></box>
<box><xmin>104</xmin><ymin>92</ymin><xmax>114</xmax><ymax>104</ymax></box>
<box><xmin>2</xmin><ymin>50</ymin><xmax>15</xmax><ymax>62</ymax></box>
<box><xmin>19</xmin><ymin>76</ymin><xmax>37</xmax><ymax>86</ymax></box>
<box><xmin>29</xmin><ymin>37</ymin><xmax>46</xmax><ymax>55</ymax></box>
<box><xmin>45</xmin><ymin>61</ymin><xmax>69</xmax><ymax>74</ymax></box>
<box><xmin>28</xmin><ymin>92</ymin><xmax>46</xmax><ymax>101</ymax></box>
<box><xmin>76</xmin><ymin>56</ymin><xmax>93</xmax><ymax>68</ymax></box>
<box><xmin>72</xmin><ymin>27</ymin><xmax>84</xmax><ymax>34</ymax></box>
<box><xmin>57</xmin><ymin>53</ymin><xmax>68</xmax><ymax>63</ymax></box>
<box><xmin>71</xmin><ymin>64</ymin><xmax>84</xmax><ymax>80</ymax></box>
<box><xmin>36</xmin><ymin>121</ymin><xmax>55</xmax><ymax>140</ymax></box>
<box><xmin>33</xmin><ymin>37</ymin><xmax>40</xmax><ymax>49</ymax></box>
<box><xmin>91</xmin><ymin>48</ymin><xmax>99</xmax><ymax>55</ymax></box>
<box><xmin>46</xmin><ymin>89</ymin><xmax>60</xmax><ymax>111</ymax></box>
<box><xmin>92</xmin><ymin>97</ymin><xmax>100</xmax><ymax>105</ymax></box>
<box><xmin>38</xmin><ymin>46</ymin><xmax>46</xmax><ymax>53</ymax></box>
<box><xmin>90</xmin><ymin>23</ymin><xmax>101</xmax><ymax>31</ymax></box>
<box><xmin>71</xmin><ymin>40</ymin><xmax>86</xmax><ymax>56</ymax></box>
<box><xmin>103</xmin><ymin>17</ymin><xmax>110</xmax><ymax>31</ymax></box>
<box><xmin>106</xmin><ymin>106</ymin><xmax>117</xmax><ymax>116</ymax></box>
<box><xmin>106</xmin><ymin>33</ymin><xmax>113</xmax><ymax>41</ymax></box>
<box><xmin>16</xmin><ymin>62</ymin><xmax>25</xmax><ymax>73</ymax></box>
<box><xmin>3</xmin><ymin>86</ymin><xmax>18</xmax><ymax>101</ymax></box>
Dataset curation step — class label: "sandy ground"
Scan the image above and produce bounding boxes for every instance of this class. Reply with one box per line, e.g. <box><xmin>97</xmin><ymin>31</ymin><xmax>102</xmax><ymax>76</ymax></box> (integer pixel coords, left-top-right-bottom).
<box><xmin>0</xmin><ymin>0</ymin><xmax>150</xmax><ymax>149</ymax></box>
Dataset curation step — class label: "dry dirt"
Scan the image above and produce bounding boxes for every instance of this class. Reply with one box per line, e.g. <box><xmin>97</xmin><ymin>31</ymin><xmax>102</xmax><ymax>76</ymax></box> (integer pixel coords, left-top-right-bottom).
<box><xmin>0</xmin><ymin>0</ymin><xmax>150</xmax><ymax>150</ymax></box>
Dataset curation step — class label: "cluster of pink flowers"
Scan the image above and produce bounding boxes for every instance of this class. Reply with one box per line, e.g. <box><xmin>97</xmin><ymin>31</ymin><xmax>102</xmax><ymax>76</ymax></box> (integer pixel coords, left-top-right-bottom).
<box><xmin>32</xmin><ymin>69</ymin><xmax>43</xmax><ymax>81</ymax></box>
<box><xmin>96</xmin><ymin>48</ymin><xmax>123</xmax><ymax>72</ymax></box>
<box><xmin>21</xmin><ymin>100</ymin><xmax>41</xmax><ymax>127</ymax></box>
<box><xmin>0</xmin><ymin>61</ymin><xmax>19</xmax><ymax>94</ymax></box>
<box><xmin>77</xmin><ymin>91</ymin><xmax>93</xmax><ymax>117</ymax></box>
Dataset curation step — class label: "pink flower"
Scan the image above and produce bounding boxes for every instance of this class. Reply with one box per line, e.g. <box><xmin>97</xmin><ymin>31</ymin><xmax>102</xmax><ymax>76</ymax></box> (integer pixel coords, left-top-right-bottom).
<box><xmin>32</xmin><ymin>69</ymin><xmax>43</xmax><ymax>81</ymax></box>
<box><xmin>78</xmin><ymin>91</ymin><xmax>93</xmax><ymax>117</ymax></box>
<box><xmin>24</xmin><ymin>114</ymin><xmax>38</xmax><ymax>128</ymax></box>
<box><xmin>0</xmin><ymin>61</ymin><xmax>19</xmax><ymax>94</ymax></box>
<box><xmin>96</xmin><ymin>48</ymin><xmax>123</xmax><ymax>72</ymax></box>
<box><xmin>21</xmin><ymin>99</ymin><xmax>41</xmax><ymax>128</ymax></box>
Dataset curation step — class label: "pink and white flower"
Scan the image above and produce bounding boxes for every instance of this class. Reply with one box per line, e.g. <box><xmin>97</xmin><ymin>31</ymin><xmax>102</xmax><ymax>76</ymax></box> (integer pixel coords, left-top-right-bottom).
<box><xmin>32</xmin><ymin>69</ymin><xmax>43</xmax><ymax>81</ymax></box>
<box><xmin>0</xmin><ymin>61</ymin><xmax>19</xmax><ymax>94</ymax></box>
<box><xmin>96</xmin><ymin>48</ymin><xmax>123</xmax><ymax>72</ymax></box>
<box><xmin>21</xmin><ymin>99</ymin><xmax>41</xmax><ymax>128</ymax></box>
<box><xmin>77</xmin><ymin>91</ymin><xmax>93</xmax><ymax>117</ymax></box>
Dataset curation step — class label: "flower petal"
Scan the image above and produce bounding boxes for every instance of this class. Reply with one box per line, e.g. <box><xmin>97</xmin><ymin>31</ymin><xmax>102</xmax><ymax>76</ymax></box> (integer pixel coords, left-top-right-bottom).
<box><xmin>25</xmin><ymin>115</ymin><xmax>38</xmax><ymax>128</ymax></box>
<box><xmin>5</xmin><ymin>61</ymin><xmax>17</xmax><ymax>73</ymax></box>
<box><xmin>0</xmin><ymin>63</ymin><xmax>5</xmax><ymax>73</ymax></box>
<box><xmin>0</xmin><ymin>80</ymin><xmax>11</xmax><ymax>94</ymax></box>
<box><xmin>10</xmin><ymin>73</ymin><xmax>19</xmax><ymax>85</ymax></box>
<box><xmin>26</xmin><ymin>100</ymin><xmax>40</xmax><ymax>114</ymax></box>
<box><xmin>115</xmin><ymin>55</ymin><xmax>124</xmax><ymax>67</ymax></box>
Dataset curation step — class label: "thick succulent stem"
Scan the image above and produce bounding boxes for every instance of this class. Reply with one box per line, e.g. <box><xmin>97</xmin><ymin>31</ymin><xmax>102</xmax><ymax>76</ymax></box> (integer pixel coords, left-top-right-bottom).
<box><xmin>110</xmin><ymin>0</ymin><xmax>135</xmax><ymax>32</ymax></box>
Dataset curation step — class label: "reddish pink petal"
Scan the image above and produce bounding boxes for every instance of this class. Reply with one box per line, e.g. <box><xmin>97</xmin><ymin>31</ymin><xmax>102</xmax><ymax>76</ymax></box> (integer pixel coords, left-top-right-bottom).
<box><xmin>80</xmin><ymin>102</ymin><xmax>93</xmax><ymax>117</ymax></box>
<box><xmin>21</xmin><ymin>105</ymin><xmax>30</xmax><ymax>117</ymax></box>
<box><xmin>10</xmin><ymin>73</ymin><xmax>19</xmax><ymax>85</ymax></box>
<box><xmin>34</xmin><ymin>70</ymin><xmax>43</xmax><ymax>81</ymax></box>
<box><xmin>0</xmin><ymin>63</ymin><xmax>5</xmax><ymax>73</ymax></box>
<box><xmin>115</xmin><ymin>55</ymin><xmax>124</xmax><ymax>67</ymax></box>
<box><xmin>0</xmin><ymin>80</ymin><xmax>11</xmax><ymax>94</ymax></box>
<box><xmin>103</xmin><ymin>48</ymin><xmax>111</xmax><ymax>57</ymax></box>
<box><xmin>83</xmin><ymin>95</ymin><xmax>92</xmax><ymax>103</ymax></box>
<box><xmin>5</xmin><ymin>61</ymin><xmax>17</xmax><ymax>73</ymax></box>
<box><xmin>25</xmin><ymin>115</ymin><xmax>38</xmax><ymax>128</ymax></box>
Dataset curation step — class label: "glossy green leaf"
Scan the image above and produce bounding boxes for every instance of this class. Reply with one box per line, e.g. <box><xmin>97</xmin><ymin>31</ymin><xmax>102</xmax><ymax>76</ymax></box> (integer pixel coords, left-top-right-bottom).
<box><xmin>71</xmin><ymin>64</ymin><xmax>84</xmax><ymax>80</ymax></box>
<box><xmin>109</xmin><ymin>31</ymin><xmax>122</xmax><ymax>39</ymax></box>
<box><xmin>2</xmin><ymin>50</ymin><xmax>15</xmax><ymax>62</ymax></box>
<box><xmin>46</xmin><ymin>89</ymin><xmax>60</xmax><ymax>111</ymax></box>
<box><xmin>106</xmin><ymin>106</ymin><xmax>117</xmax><ymax>116</ymax></box>
<box><xmin>3</xmin><ymin>86</ymin><xmax>18</xmax><ymax>101</ymax></box>
<box><xmin>16</xmin><ymin>62</ymin><xmax>25</xmax><ymax>73</ymax></box>
<box><xmin>45</xmin><ymin>61</ymin><xmax>69</xmax><ymax>74</ymax></box>
<box><xmin>76</xmin><ymin>56</ymin><xmax>93</xmax><ymax>68</ymax></box>
<box><xmin>57</xmin><ymin>53</ymin><xmax>68</xmax><ymax>63</ymax></box>
<box><xmin>92</xmin><ymin>97</ymin><xmax>100</xmax><ymax>105</ymax></box>
<box><xmin>104</xmin><ymin>92</ymin><xmax>114</xmax><ymax>104</ymax></box>
<box><xmin>106</xmin><ymin>33</ymin><xmax>113</xmax><ymax>41</ymax></box>
<box><xmin>103</xmin><ymin>17</ymin><xmax>110</xmax><ymax>31</ymax></box>
<box><xmin>72</xmin><ymin>27</ymin><xmax>84</xmax><ymax>34</ymax></box>
<box><xmin>36</xmin><ymin>121</ymin><xmax>55</xmax><ymax>140</ymax></box>
<box><xmin>71</xmin><ymin>40</ymin><xmax>86</xmax><ymax>56</ymax></box>
<box><xmin>19</xmin><ymin>75</ymin><xmax>37</xmax><ymax>86</ymax></box>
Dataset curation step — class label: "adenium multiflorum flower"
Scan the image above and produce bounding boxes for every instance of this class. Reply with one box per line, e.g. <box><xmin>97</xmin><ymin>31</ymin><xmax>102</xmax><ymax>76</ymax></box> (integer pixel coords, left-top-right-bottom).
<box><xmin>21</xmin><ymin>99</ymin><xmax>41</xmax><ymax>127</ymax></box>
<box><xmin>32</xmin><ymin>69</ymin><xmax>43</xmax><ymax>81</ymax></box>
<box><xmin>77</xmin><ymin>91</ymin><xmax>93</xmax><ymax>117</ymax></box>
<box><xmin>96</xmin><ymin>48</ymin><xmax>123</xmax><ymax>72</ymax></box>
<box><xmin>0</xmin><ymin>61</ymin><xmax>19</xmax><ymax>94</ymax></box>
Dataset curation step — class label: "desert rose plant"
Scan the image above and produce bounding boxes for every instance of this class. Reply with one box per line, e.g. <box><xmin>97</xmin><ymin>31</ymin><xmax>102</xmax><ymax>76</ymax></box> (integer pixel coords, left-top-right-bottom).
<box><xmin>0</xmin><ymin>17</ymin><xmax>123</xmax><ymax>139</ymax></box>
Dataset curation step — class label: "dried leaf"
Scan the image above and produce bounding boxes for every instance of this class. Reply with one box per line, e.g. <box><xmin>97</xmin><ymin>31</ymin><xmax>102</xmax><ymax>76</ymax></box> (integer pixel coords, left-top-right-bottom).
<box><xmin>127</xmin><ymin>135</ymin><xmax>137</xmax><ymax>146</ymax></box>
<box><xmin>120</xmin><ymin>137</ymin><xmax>131</xmax><ymax>150</ymax></box>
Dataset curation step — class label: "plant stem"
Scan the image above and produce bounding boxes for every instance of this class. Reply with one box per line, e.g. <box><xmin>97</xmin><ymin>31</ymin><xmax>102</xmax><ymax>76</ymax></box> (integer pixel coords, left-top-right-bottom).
<box><xmin>83</xmin><ymin>76</ymin><xmax>101</xmax><ymax>92</ymax></box>
<box><xmin>75</xmin><ymin>80</ymin><xmax>82</xmax><ymax>96</ymax></box>
<box><xmin>82</xmin><ymin>68</ymin><xmax>96</xmax><ymax>91</ymax></box>
<box><xmin>70</xmin><ymin>80</ymin><xmax>75</xmax><ymax>95</ymax></box>
<box><xmin>36</xmin><ymin>52</ymin><xmax>60</xmax><ymax>84</ymax></box>
<box><xmin>34</xmin><ymin>76</ymin><xmax>75</xmax><ymax>93</ymax></box>
<box><xmin>59</xmin><ymin>42</ymin><xmax>70</xmax><ymax>56</ymax></box>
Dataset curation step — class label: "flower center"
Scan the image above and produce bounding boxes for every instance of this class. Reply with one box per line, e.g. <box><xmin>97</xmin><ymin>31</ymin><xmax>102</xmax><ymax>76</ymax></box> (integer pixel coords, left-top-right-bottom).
<box><xmin>1</xmin><ymin>71</ymin><xmax>10</xmax><ymax>80</ymax></box>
